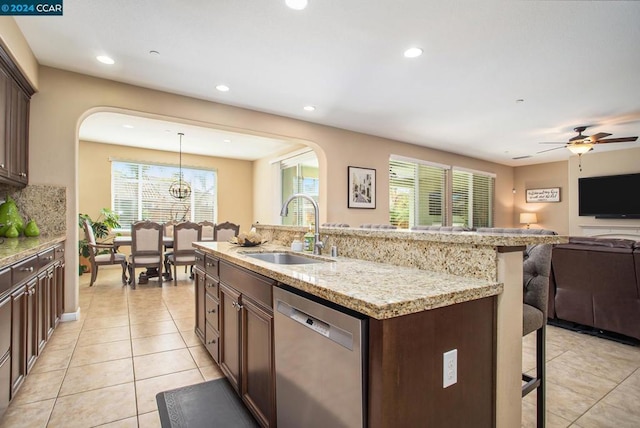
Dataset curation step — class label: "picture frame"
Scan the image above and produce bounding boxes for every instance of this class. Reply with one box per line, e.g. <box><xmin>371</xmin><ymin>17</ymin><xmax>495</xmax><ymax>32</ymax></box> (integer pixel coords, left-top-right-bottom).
<box><xmin>348</xmin><ymin>166</ymin><xmax>376</xmax><ymax>209</ymax></box>
<box><xmin>526</xmin><ymin>187</ymin><xmax>561</xmax><ymax>203</ymax></box>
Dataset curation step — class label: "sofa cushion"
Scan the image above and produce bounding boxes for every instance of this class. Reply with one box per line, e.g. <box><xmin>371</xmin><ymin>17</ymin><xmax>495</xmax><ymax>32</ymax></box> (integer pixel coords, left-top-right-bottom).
<box><xmin>568</xmin><ymin>236</ymin><xmax>636</xmax><ymax>249</ymax></box>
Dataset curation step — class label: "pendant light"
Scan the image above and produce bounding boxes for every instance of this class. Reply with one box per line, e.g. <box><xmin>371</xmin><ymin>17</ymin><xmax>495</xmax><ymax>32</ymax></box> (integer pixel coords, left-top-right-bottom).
<box><xmin>169</xmin><ymin>132</ymin><xmax>191</xmax><ymax>199</ymax></box>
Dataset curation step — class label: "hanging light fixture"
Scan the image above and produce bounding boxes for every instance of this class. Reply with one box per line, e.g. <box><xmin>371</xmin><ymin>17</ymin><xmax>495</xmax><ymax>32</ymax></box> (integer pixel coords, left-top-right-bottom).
<box><xmin>169</xmin><ymin>132</ymin><xmax>191</xmax><ymax>199</ymax></box>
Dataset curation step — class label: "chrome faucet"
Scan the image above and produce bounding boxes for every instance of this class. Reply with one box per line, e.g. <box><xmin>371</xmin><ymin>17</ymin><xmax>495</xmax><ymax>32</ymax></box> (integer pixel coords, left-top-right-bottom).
<box><xmin>280</xmin><ymin>193</ymin><xmax>325</xmax><ymax>255</ymax></box>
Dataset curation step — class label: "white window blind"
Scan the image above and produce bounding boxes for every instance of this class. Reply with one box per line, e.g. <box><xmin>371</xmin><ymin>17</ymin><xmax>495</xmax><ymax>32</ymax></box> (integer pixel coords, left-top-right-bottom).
<box><xmin>389</xmin><ymin>159</ymin><xmax>446</xmax><ymax>228</ymax></box>
<box><xmin>280</xmin><ymin>152</ymin><xmax>319</xmax><ymax>227</ymax></box>
<box><xmin>451</xmin><ymin>168</ymin><xmax>494</xmax><ymax>228</ymax></box>
<box><xmin>111</xmin><ymin>161</ymin><xmax>217</xmax><ymax>228</ymax></box>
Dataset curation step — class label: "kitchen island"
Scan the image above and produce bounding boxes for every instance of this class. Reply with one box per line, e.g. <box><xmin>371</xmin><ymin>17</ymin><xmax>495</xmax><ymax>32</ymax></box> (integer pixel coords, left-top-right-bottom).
<box><xmin>193</xmin><ymin>226</ymin><xmax>565</xmax><ymax>427</ymax></box>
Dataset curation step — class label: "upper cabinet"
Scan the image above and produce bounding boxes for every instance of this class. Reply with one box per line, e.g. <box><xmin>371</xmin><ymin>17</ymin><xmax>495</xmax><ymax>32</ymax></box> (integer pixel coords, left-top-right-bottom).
<box><xmin>0</xmin><ymin>43</ymin><xmax>34</xmax><ymax>187</ymax></box>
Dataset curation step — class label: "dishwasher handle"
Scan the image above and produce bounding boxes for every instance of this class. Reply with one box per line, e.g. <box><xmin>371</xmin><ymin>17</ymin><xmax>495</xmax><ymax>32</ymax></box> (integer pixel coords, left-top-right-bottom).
<box><xmin>276</xmin><ymin>300</ymin><xmax>354</xmax><ymax>351</ymax></box>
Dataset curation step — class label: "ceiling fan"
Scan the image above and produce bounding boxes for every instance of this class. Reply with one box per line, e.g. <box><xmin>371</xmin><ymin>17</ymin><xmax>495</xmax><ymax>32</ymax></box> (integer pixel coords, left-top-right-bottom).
<box><xmin>512</xmin><ymin>125</ymin><xmax>638</xmax><ymax>162</ymax></box>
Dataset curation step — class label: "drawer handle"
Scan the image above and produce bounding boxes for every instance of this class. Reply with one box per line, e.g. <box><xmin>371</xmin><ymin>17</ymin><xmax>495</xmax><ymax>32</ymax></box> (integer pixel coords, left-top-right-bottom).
<box><xmin>44</xmin><ymin>256</ymin><xmax>53</xmax><ymax>261</ymax></box>
<box><xmin>20</xmin><ymin>267</ymin><xmax>34</xmax><ymax>272</ymax></box>
<box><xmin>206</xmin><ymin>282</ymin><xmax>215</xmax><ymax>288</ymax></box>
<box><xmin>56</xmin><ymin>248</ymin><xmax>65</xmax><ymax>253</ymax></box>
<box><xmin>207</xmin><ymin>339</ymin><xmax>216</xmax><ymax>345</ymax></box>
<box><xmin>207</xmin><ymin>308</ymin><xmax>216</xmax><ymax>314</ymax></box>
<box><xmin>0</xmin><ymin>164</ymin><xmax>4</xmax><ymax>168</ymax></box>
<box><xmin>206</xmin><ymin>262</ymin><xmax>214</xmax><ymax>267</ymax></box>
<box><xmin>20</xmin><ymin>172</ymin><xmax>27</xmax><ymax>178</ymax></box>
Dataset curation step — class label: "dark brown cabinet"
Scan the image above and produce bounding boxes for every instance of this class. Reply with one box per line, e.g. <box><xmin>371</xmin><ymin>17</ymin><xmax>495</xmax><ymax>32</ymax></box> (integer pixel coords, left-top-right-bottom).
<box><xmin>0</xmin><ymin>289</ymin><xmax>12</xmax><ymax>416</ymax></box>
<box><xmin>219</xmin><ymin>282</ymin><xmax>241</xmax><ymax>392</ymax></box>
<box><xmin>0</xmin><ymin>42</ymin><xmax>34</xmax><ymax>187</ymax></box>
<box><xmin>5</xmin><ymin>242</ymin><xmax>65</xmax><ymax>406</ymax></box>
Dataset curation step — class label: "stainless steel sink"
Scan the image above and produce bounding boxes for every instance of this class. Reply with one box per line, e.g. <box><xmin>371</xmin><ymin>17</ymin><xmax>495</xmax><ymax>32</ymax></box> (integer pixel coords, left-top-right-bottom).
<box><xmin>244</xmin><ymin>252</ymin><xmax>327</xmax><ymax>265</ymax></box>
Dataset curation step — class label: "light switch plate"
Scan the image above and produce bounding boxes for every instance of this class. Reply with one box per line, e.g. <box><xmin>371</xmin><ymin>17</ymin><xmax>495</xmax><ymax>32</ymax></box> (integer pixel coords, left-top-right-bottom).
<box><xmin>443</xmin><ymin>349</ymin><xmax>457</xmax><ymax>388</ymax></box>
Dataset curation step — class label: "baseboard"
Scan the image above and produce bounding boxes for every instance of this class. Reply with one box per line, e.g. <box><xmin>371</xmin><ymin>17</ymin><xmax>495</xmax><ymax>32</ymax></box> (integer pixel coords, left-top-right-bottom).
<box><xmin>60</xmin><ymin>307</ymin><xmax>81</xmax><ymax>322</ymax></box>
<box><xmin>548</xmin><ymin>318</ymin><xmax>640</xmax><ymax>346</ymax></box>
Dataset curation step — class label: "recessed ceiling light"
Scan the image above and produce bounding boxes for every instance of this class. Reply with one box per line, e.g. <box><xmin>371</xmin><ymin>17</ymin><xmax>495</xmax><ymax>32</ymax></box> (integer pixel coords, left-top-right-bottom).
<box><xmin>149</xmin><ymin>50</ymin><xmax>160</xmax><ymax>56</ymax></box>
<box><xmin>216</xmin><ymin>84</ymin><xmax>230</xmax><ymax>92</ymax></box>
<box><xmin>285</xmin><ymin>0</ymin><xmax>308</xmax><ymax>10</ymax></box>
<box><xmin>96</xmin><ymin>55</ymin><xmax>115</xmax><ymax>65</ymax></box>
<box><xmin>123</xmin><ymin>124</ymin><xmax>134</xmax><ymax>129</ymax></box>
<box><xmin>403</xmin><ymin>47</ymin><xmax>423</xmax><ymax>58</ymax></box>
<box><xmin>223</xmin><ymin>139</ymin><xmax>231</xmax><ymax>143</ymax></box>
<box><xmin>303</xmin><ymin>105</ymin><xmax>316</xmax><ymax>112</ymax></box>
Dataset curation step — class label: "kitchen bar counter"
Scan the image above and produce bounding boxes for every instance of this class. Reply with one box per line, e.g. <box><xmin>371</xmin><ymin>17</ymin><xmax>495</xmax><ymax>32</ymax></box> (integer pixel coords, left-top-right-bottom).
<box><xmin>193</xmin><ymin>241</ymin><xmax>502</xmax><ymax>319</ymax></box>
<box><xmin>0</xmin><ymin>234</ymin><xmax>67</xmax><ymax>268</ymax></box>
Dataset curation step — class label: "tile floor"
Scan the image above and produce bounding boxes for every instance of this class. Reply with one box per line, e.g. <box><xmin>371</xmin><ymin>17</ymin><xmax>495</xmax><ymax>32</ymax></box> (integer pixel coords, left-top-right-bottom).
<box><xmin>0</xmin><ymin>266</ymin><xmax>639</xmax><ymax>427</ymax></box>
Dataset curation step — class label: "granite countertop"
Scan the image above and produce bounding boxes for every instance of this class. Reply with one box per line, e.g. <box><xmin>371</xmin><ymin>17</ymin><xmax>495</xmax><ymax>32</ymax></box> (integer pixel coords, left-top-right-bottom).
<box><xmin>0</xmin><ymin>235</ymin><xmax>67</xmax><ymax>269</ymax></box>
<box><xmin>193</xmin><ymin>242</ymin><xmax>503</xmax><ymax>320</ymax></box>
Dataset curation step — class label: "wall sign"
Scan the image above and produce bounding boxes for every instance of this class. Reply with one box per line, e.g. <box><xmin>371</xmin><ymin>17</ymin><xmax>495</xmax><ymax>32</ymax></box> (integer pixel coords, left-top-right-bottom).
<box><xmin>526</xmin><ymin>187</ymin><xmax>561</xmax><ymax>203</ymax></box>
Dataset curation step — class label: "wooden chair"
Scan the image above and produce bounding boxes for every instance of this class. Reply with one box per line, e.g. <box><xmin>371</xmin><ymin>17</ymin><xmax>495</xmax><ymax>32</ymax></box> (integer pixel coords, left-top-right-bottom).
<box><xmin>82</xmin><ymin>218</ymin><xmax>128</xmax><ymax>286</ymax></box>
<box><xmin>164</xmin><ymin>221</ymin><xmax>202</xmax><ymax>283</ymax></box>
<box><xmin>163</xmin><ymin>220</ymin><xmax>178</xmax><ymax>250</ymax></box>
<box><xmin>214</xmin><ymin>221</ymin><xmax>240</xmax><ymax>242</ymax></box>
<box><xmin>128</xmin><ymin>220</ymin><xmax>164</xmax><ymax>289</ymax></box>
<box><xmin>199</xmin><ymin>221</ymin><xmax>215</xmax><ymax>241</ymax></box>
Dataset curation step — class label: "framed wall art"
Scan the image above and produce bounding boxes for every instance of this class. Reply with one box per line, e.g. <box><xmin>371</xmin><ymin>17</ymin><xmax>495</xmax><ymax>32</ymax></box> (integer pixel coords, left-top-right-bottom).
<box><xmin>526</xmin><ymin>187</ymin><xmax>561</xmax><ymax>203</ymax></box>
<box><xmin>348</xmin><ymin>166</ymin><xmax>376</xmax><ymax>209</ymax></box>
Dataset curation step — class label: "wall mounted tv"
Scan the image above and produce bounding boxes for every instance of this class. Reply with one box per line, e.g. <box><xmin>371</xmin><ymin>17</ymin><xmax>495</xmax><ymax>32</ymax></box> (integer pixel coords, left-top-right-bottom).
<box><xmin>578</xmin><ymin>172</ymin><xmax>640</xmax><ymax>219</ymax></box>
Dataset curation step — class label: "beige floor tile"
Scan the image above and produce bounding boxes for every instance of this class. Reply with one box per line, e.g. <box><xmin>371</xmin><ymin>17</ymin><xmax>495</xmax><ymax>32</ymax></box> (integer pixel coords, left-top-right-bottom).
<box><xmin>138</xmin><ymin>411</ymin><xmax>162</xmax><ymax>428</ymax></box>
<box><xmin>0</xmin><ymin>398</ymin><xmax>55</xmax><ymax>428</ymax></box>
<box><xmin>30</xmin><ymin>347</ymin><xmax>74</xmax><ymax>373</ymax></box>
<box><xmin>43</xmin><ymin>330</ymin><xmax>79</xmax><ymax>351</ymax></box>
<box><xmin>129</xmin><ymin>310</ymin><xmax>172</xmax><ymax>325</ymax></box>
<box><xmin>10</xmin><ymin>369</ymin><xmax>65</xmax><ymax>405</ymax></box>
<box><xmin>543</xmin><ymin>359</ymin><xmax>618</xmax><ymax>400</ymax></box>
<box><xmin>168</xmin><ymin>307</ymin><xmax>194</xmax><ymax>319</ymax></box>
<box><xmin>574</xmin><ymin>401</ymin><xmax>640</xmax><ymax>428</ymax></box>
<box><xmin>173</xmin><ymin>317</ymin><xmax>195</xmax><ymax>332</ymax></box>
<box><xmin>521</xmin><ymin>399</ymin><xmax>572</xmax><ymax>428</ymax></box>
<box><xmin>60</xmin><ymin>358</ymin><xmax>134</xmax><ymax>396</ymax></box>
<box><xmin>200</xmin><ymin>363</ymin><xmax>225</xmax><ymax>381</ymax></box>
<box><xmin>54</xmin><ymin>319</ymin><xmax>85</xmax><ymax>334</ymax></box>
<box><xmin>188</xmin><ymin>345</ymin><xmax>215</xmax><ymax>368</ymax></box>
<box><xmin>130</xmin><ymin>320</ymin><xmax>179</xmax><ymax>339</ymax></box>
<box><xmin>133</xmin><ymin>348</ymin><xmax>197</xmax><ymax>380</ymax></box>
<box><xmin>599</xmin><ymin>381</ymin><xmax>640</xmax><ymax>417</ymax></box>
<box><xmin>70</xmin><ymin>339</ymin><xmax>132</xmax><ymax>367</ymax></box>
<box><xmin>82</xmin><ymin>315</ymin><xmax>130</xmax><ymax>330</ymax></box>
<box><xmin>135</xmin><ymin>369</ymin><xmax>204</xmax><ymax>414</ymax></box>
<box><xmin>85</xmin><ymin>307</ymin><xmax>129</xmax><ymax>319</ymax></box>
<box><xmin>550</xmin><ymin>349</ymin><xmax>638</xmax><ymax>384</ymax></box>
<box><xmin>95</xmin><ymin>416</ymin><xmax>139</xmax><ymax>427</ymax></box>
<box><xmin>77</xmin><ymin>325</ymin><xmax>131</xmax><ymax>346</ymax></box>
<box><xmin>132</xmin><ymin>332</ymin><xmax>186</xmax><ymax>356</ymax></box>
<box><xmin>523</xmin><ymin>382</ymin><xmax>597</xmax><ymax>422</ymax></box>
<box><xmin>179</xmin><ymin>328</ymin><xmax>202</xmax><ymax>347</ymax></box>
<box><xmin>48</xmin><ymin>383</ymin><xmax>137</xmax><ymax>428</ymax></box>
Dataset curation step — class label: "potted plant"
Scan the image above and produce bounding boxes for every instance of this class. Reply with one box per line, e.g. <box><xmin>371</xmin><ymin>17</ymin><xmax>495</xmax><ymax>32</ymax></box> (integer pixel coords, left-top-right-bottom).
<box><xmin>78</xmin><ymin>208</ymin><xmax>121</xmax><ymax>275</ymax></box>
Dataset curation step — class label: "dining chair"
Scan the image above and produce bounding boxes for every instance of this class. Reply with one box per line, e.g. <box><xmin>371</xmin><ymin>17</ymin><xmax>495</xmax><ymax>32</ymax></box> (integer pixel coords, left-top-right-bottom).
<box><xmin>214</xmin><ymin>221</ymin><xmax>240</xmax><ymax>242</ymax></box>
<box><xmin>199</xmin><ymin>220</ymin><xmax>215</xmax><ymax>241</ymax></box>
<box><xmin>82</xmin><ymin>218</ymin><xmax>128</xmax><ymax>286</ymax></box>
<box><xmin>164</xmin><ymin>221</ymin><xmax>202</xmax><ymax>283</ymax></box>
<box><xmin>163</xmin><ymin>220</ymin><xmax>178</xmax><ymax>250</ymax></box>
<box><xmin>128</xmin><ymin>220</ymin><xmax>164</xmax><ymax>289</ymax></box>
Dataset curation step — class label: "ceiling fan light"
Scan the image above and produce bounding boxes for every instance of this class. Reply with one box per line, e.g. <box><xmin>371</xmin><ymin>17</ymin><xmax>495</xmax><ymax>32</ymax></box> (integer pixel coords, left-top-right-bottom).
<box><xmin>567</xmin><ymin>143</ymin><xmax>594</xmax><ymax>155</ymax></box>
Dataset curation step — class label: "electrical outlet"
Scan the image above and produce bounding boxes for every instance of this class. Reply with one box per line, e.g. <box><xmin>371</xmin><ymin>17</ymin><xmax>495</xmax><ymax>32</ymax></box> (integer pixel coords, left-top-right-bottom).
<box><xmin>443</xmin><ymin>349</ymin><xmax>457</xmax><ymax>388</ymax></box>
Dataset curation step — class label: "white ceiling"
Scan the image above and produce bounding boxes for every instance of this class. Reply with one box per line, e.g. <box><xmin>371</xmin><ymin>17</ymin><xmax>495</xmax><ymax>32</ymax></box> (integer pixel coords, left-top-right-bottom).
<box><xmin>15</xmin><ymin>0</ymin><xmax>640</xmax><ymax>166</ymax></box>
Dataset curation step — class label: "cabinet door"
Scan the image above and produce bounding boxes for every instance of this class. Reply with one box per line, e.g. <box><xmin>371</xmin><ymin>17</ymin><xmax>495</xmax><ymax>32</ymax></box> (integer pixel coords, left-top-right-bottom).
<box><xmin>25</xmin><ymin>279</ymin><xmax>37</xmax><ymax>373</ymax></box>
<box><xmin>8</xmin><ymin>82</ymin><xmax>28</xmax><ymax>184</ymax></box>
<box><xmin>10</xmin><ymin>285</ymin><xmax>26</xmax><ymax>397</ymax></box>
<box><xmin>194</xmin><ymin>267</ymin><xmax>206</xmax><ymax>342</ymax></box>
<box><xmin>0</xmin><ymin>68</ymin><xmax>8</xmax><ymax>178</ymax></box>
<box><xmin>241</xmin><ymin>297</ymin><xmax>275</xmax><ymax>428</ymax></box>
<box><xmin>36</xmin><ymin>272</ymin><xmax>50</xmax><ymax>354</ymax></box>
<box><xmin>219</xmin><ymin>283</ymin><xmax>241</xmax><ymax>393</ymax></box>
<box><xmin>46</xmin><ymin>267</ymin><xmax>55</xmax><ymax>338</ymax></box>
<box><xmin>54</xmin><ymin>259</ymin><xmax>65</xmax><ymax>321</ymax></box>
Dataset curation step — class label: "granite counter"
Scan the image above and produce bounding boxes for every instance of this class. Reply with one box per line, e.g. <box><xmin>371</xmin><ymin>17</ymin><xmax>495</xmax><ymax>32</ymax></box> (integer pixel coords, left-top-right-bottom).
<box><xmin>0</xmin><ymin>235</ymin><xmax>67</xmax><ymax>269</ymax></box>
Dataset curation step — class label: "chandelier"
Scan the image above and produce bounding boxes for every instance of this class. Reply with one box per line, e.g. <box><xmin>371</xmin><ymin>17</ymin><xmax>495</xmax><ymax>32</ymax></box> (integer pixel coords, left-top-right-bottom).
<box><xmin>169</xmin><ymin>132</ymin><xmax>192</xmax><ymax>199</ymax></box>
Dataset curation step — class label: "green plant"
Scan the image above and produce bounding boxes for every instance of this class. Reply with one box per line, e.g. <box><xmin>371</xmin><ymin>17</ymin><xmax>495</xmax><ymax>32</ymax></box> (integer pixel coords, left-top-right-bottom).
<box><xmin>78</xmin><ymin>208</ymin><xmax>121</xmax><ymax>274</ymax></box>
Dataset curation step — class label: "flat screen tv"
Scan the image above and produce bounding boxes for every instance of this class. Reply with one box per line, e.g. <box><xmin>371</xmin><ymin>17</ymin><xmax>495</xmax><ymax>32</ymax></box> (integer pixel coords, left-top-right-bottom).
<box><xmin>578</xmin><ymin>172</ymin><xmax>640</xmax><ymax>219</ymax></box>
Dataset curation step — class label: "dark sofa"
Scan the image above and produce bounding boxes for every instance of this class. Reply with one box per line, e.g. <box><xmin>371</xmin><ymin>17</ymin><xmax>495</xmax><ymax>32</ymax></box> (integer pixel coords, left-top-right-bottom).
<box><xmin>549</xmin><ymin>236</ymin><xmax>640</xmax><ymax>341</ymax></box>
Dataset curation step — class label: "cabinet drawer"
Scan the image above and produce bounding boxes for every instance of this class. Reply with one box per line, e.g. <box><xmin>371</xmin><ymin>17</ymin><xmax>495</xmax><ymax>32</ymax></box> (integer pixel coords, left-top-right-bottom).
<box><xmin>0</xmin><ymin>297</ymin><xmax>11</xmax><ymax>356</ymax></box>
<box><xmin>12</xmin><ymin>256</ymin><xmax>38</xmax><ymax>284</ymax></box>
<box><xmin>54</xmin><ymin>243</ymin><xmax>65</xmax><ymax>260</ymax></box>
<box><xmin>38</xmin><ymin>248</ymin><xmax>55</xmax><ymax>268</ymax></box>
<box><xmin>220</xmin><ymin>261</ymin><xmax>274</xmax><ymax>309</ymax></box>
<box><xmin>195</xmin><ymin>251</ymin><xmax>205</xmax><ymax>269</ymax></box>
<box><xmin>205</xmin><ymin>256</ymin><xmax>219</xmax><ymax>278</ymax></box>
<box><xmin>0</xmin><ymin>268</ymin><xmax>11</xmax><ymax>298</ymax></box>
<box><xmin>204</xmin><ymin>322</ymin><xmax>219</xmax><ymax>364</ymax></box>
<box><xmin>205</xmin><ymin>276</ymin><xmax>219</xmax><ymax>299</ymax></box>
<box><xmin>205</xmin><ymin>293</ymin><xmax>219</xmax><ymax>331</ymax></box>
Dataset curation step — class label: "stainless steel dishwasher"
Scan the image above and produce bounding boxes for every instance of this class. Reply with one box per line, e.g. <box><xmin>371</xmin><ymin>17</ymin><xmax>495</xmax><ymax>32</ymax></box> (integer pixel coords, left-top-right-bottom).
<box><xmin>273</xmin><ymin>286</ymin><xmax>367</xmax><ymax>428</ymax></box>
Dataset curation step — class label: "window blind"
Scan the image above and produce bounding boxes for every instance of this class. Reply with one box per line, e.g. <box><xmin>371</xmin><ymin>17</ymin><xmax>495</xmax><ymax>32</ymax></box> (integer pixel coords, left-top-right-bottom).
<box><xmin>451</xmin><ymin>168</ymin><xmax>494</xmax><ymax>228</ymax></box>
<box><xmin>389</xmin><ymin>159</ymin><xmax>446</xmax><ymax>228</ymax></box>
<box><xmin>111</xmin><ymin>161</ymin><xmax>217</xmax><ymax>228</ymax></box>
